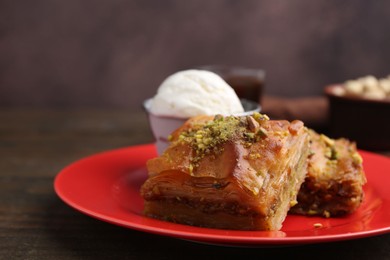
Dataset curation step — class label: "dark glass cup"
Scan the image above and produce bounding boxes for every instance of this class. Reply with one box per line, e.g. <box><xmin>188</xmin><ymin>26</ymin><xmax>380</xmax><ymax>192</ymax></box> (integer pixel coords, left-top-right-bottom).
<box><xmin>197</xmin><ymin>65</ymin><xmax>265</xmax><ymax>104</ymax></box>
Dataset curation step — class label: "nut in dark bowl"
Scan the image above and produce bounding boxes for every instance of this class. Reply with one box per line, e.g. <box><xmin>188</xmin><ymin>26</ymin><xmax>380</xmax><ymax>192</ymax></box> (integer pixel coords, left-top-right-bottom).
<box><xmin>325</xmin><ymin>83</ymin><xmax>390</xmax><ymax>151</ymax></box>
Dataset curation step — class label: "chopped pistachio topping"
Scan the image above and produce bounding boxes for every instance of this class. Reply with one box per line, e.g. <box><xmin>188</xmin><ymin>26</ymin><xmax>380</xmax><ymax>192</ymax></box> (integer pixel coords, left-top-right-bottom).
<box><xmin>352</xmin><ymin>152</ymin><xmax>363</xmax><ymax>165</ymax></box>
<box><xmin>257</xmin><ymin>127</ymin><xmax>268</xmax><ymax>138</ymax></box>
<box><xmin>320</xmin><ymin>134</ymin><xmax>339</xmax><ymax>160</ymax></box>
<box><xmin>252</xmin><ymin>112</ymin><xmax>270</xmax><ymax>121</ymax></box>
<box><xmin>176</xmin><ymin>113</ymin><xmax>269</xmax><ymax>166</ymax></box>
<box><xmin>330</xmin><ymin>147</ymin><xmax>339</xmax><ymax>160</ymax></box>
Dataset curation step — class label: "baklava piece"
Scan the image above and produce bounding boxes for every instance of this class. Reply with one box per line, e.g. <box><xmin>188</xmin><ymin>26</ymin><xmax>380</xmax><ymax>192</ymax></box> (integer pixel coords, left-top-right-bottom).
<box><xmin>141</xmin><ymin>113</ymin><xmax>310</xmax><ymax>230</ymax></box>
<box><xmin>290</xmin><ymin>130</ymin><xmax>367</xmax><ymax>217</ymax></box>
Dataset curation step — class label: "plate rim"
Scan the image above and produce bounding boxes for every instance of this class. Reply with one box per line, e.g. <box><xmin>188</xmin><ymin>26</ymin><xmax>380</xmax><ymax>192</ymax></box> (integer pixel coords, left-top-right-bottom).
<box><xmin>54</xmin><ymin>144</ymin><xmax>390</xmax><ymax>246</ymax></box>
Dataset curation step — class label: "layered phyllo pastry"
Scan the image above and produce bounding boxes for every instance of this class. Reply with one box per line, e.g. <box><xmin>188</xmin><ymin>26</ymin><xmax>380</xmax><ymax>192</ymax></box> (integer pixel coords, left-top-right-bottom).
<box><xmin>141</xmin><ymin>113</ymin><xmax>310</xmax><ymax>230</ymax></box>
<box><xmin>290</xmin><ymin>130</ymin><xmax>366</xmax><ymax>217</ymax></box>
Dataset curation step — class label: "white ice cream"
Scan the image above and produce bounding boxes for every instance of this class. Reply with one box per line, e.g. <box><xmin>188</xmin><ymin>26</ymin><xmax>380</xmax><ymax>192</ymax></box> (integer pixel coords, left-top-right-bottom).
<box><xmin>149</xmin><ymin>69</ymin><xmax>244</xmax><ymax>118</ymax></box>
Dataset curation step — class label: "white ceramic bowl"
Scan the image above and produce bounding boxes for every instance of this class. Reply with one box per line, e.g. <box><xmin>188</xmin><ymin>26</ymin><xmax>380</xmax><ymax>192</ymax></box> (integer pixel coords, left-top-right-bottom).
<box><xmin>143</xmin><ymin>98</ymin><xmax>261</xmax><ymax>155</ymax></box>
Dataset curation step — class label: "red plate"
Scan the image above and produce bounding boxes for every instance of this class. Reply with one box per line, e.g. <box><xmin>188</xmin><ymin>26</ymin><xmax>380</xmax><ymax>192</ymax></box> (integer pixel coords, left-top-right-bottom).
<box><xmin>54</xmin><ymin>144</ymin><xmax>390</xmax><ymax>246</ymax></box>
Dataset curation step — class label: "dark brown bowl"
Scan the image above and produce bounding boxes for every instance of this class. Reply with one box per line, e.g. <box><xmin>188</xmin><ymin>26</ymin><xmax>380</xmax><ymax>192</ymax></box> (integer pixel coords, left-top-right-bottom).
<box><xmin>325</xmin><ymin>84</ymin><xmax>390</xmax><ymax>151</ymax></box>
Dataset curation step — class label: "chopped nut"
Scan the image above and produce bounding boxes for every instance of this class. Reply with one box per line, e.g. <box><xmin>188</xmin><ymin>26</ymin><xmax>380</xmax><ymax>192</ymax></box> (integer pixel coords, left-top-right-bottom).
<box><xmin>247</xmin><ymin>116</ymin><xmax>260</xmax><ymax>133</ymax></box>
<box><xmin>244</xmin><ymin>132</ymin><xmax>255</xmax><ymax>139</ymax></box>
<box><xmin>249</xmin><ymin>153</ymin><xmax>261</xmax><ymax>160</ymax></box>
<box><xmin>213</xmin><ymin>114</ymin><xmax>223</xmax><ymax>121</ymax></box>
<box><xmin>175</xmin><ymin>114</ymin><xmax>272</xmax><ymax>172</ymax></box>
<box><xmin>343</xmin><ymin>75</ymin><xmax>390</xmax><ymax>100</ymax></box>
<box><xmin>290</xmin><ymin>200</ymin><xmax>298</xmax><ymax>207</ymax></box>
<box><xmin>188</xmin><ymin>164</ymin><xmax>194</xmax><ymax>174</ymax></box>
<box><xmin>330</xmin><ymin>147</ymin><xmax>339</xmax><ymax>160</ymax></box>
<box><xmin>360</xmin><ymin>75</ymin><xmax>378</xmax><ymax>90</ymax></box>
<box><xmin>313</xmin><ymin>223</ymin><xmax>323</xmax><ymax>228</ymax></box>
<box><xmin>252</xmin><ymin>112</ymin><xmax>269</xmax><ymax>121</ymax></box>
<box><xmin>345</xmin><ymin>80</ymin><xmax>364</xmax><ymax>94</ymax></box>
<box><xmin>320</xmin><ymin>134</ymin><xmax>335</xmax><ymax>147</ymax></box>
<box><xmin>352</xmin><ymin>152</ymin><xmax>363</xmax><ymax>165</ymax></box>
<box><xmin>257</xmin><ymin>127</ymin><xmax>268</xmax><ymax>138</ymax></box>
<box><xmin>323</xmin><ymin>210</ymin><xmax>330</xmax><ymax>218</ymax></box>
<box><xmin>252</xmin><ymin>187</ymin><xmax>260</xmax><ymax>195</ymax></box>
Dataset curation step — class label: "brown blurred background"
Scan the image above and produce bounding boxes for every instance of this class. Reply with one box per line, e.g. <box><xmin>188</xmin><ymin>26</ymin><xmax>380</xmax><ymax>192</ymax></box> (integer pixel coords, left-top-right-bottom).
<box><xmin>1</xmin><ymin>0</ymin><xmax>390</xmax><ymax>111</ymax></box>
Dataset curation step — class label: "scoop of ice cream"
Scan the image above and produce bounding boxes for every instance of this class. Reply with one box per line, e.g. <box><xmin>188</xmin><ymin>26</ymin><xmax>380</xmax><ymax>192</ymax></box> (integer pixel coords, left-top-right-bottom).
<box><xmin>149</xmin><ymin>69</ymin><xmax>244</xmax><ymax>118</ymax></box>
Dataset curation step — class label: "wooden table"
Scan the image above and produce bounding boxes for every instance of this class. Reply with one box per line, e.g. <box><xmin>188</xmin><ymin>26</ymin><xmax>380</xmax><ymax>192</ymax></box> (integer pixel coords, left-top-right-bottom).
<box><xmin>1</xmin><ymin>109</ymin><xmax>390</xmax><ymax>259</ymax></box>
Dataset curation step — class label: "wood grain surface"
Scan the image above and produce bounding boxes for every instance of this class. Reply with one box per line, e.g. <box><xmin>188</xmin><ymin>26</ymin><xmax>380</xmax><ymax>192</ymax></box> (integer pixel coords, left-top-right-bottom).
<box><xmin>1</xmin><ymin>109</ymin><xmax>389</xmax><ymax>259</ymax></box>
